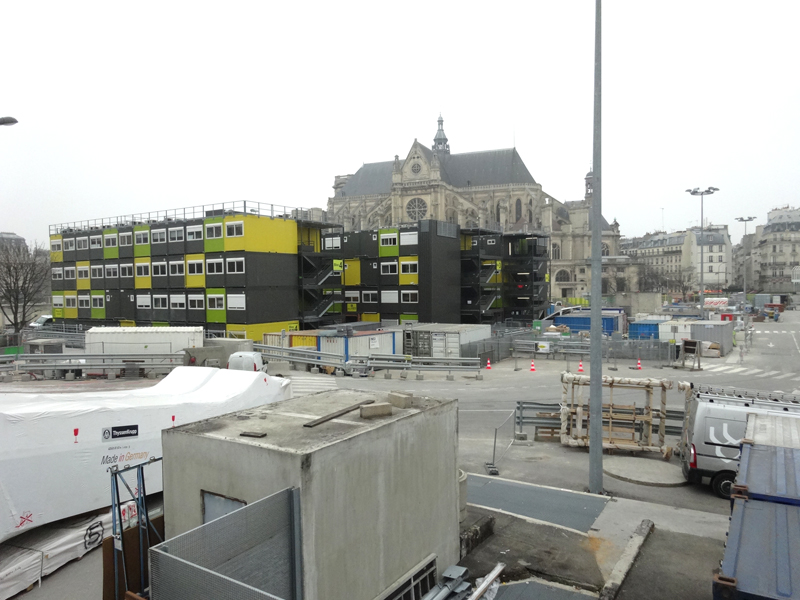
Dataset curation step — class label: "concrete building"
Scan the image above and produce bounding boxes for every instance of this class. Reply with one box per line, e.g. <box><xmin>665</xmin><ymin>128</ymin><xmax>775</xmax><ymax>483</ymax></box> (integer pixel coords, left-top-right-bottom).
<box><xmin>751</xmin><ymin>206</ymin><xmax>800</xmax><ymax>293</ymax></box>
<box><xmin>161</xmin><ymin>389</ymin><xmax>460</xmax><ymax>600</ymax></box>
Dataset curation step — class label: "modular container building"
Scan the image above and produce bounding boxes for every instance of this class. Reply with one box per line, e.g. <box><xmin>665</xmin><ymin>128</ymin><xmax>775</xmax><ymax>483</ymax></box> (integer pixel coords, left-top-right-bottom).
<box><xmin>265</xmin><ymin>329</ymin><xmax>400</xmax><ymax>361</ymax></box>
<box><xmin>384</xmin><ymin>323</ymin><xmax>492</xmax><ymax>358</ymax></box>
<box><xmin>754</xmin><ymin>293</ymin><xmax>772</xmax><ymax>310</ymax></box>
<box><xmin>84</xmin><ymin>326</ymin><xmax>204</xmax><ymax>354</ymax></box>
<box><xmin>553</xmin><ymin>314</ymin><xmax>621</xmax><ymax>336</ymax></box>
<box><xmin>690</xmin><ymin>320</ymin><xmax>734</xmax><ymax>356</ymax></box>
<box><xmin>658</xmin><ymin>319</ymin><xmax>696</xmax><ymax>343</ymax></box>
<box><xmin>628</xmin><ymin>320</ymin><xmax>661</xmax><ymax>340</ymax></box>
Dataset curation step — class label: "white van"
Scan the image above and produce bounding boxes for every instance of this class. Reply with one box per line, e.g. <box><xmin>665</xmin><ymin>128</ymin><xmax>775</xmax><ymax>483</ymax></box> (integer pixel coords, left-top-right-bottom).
<box><xmin>680</xmin><ymin>385</ymin><xmax>800</xmax><ymax>498</ymax></box>
<box><xmin>226</xmin><ymin>351</ymin><xmax>265</xmax><ymax>372</ymax></box>
<box><xmin>29</xmin><ymin>315</ymin><xmax>54</xmax><ymax>328</ymax></box>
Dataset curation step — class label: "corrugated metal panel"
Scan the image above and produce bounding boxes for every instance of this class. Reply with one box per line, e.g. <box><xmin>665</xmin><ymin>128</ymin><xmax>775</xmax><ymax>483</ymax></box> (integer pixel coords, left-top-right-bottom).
<box><xmin>431</xmin><ymin>332</ymin><xmax>446</xmax><ymax>358</ymax></box>
<box><xmin>690</xmin><ymin>321</ymin><xmax>734</xmax><ymax>356</ymax></box>
<box><xmin>318</xmin><ymin>336</ymin><xmax>345</xmax><ymax>357</ymax></box>
<box><xmin>348</xmin><ymin>332</ymin><xmax>395</xmax><ymax>359</ymax></box>
<box><xmin>446</xmin><ymin>333</ymin><xmax>460</xmax><ymax>357</ymax></box>
<box><xmin>715</xmin><ymin>498</ymin><xmax>800</xmax><ymax>599</ymax></box>
<box><xmin>553</xmin><ymin>315</ymin><xmax>618</xmax><ymax>335</ymax></box>
<box><xmin>738</xmin><ymin>444</ymin><xmax>800</xmax><ymax>505</ymax></box>
<box><xmin>658</xmin><ymin>320</ymin><xmax>695</xmax><ymax>341</ymax></box>
<box><xmin>628</xmin><ymin>321</ymin><xmax>660</xmax><ymax>340</ymax></box>
<box><xmin>746</xmin><ymin>414</ymin><xmax>800</xmax><ymax>450</ymax></box>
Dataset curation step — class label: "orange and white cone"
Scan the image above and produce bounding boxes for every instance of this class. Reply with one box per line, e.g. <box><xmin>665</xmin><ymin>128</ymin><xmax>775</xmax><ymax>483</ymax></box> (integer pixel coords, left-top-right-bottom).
<box><xmin>637</xmin><ymin>359</ymin><xmax>642</xmax><ymax>370</ymax></box>
<box><xmin>530</xmin><ymin>360</ymin><xmax>536</xmax><ymax>372</ymax></box>
<box><xmin>578</xmin><ymin>360</ymin><xmax>584</xmax><ymax>373</ymax></box>
<box><xmin>486</xmin><ymin>359</ymin><xmax>492</xmax><ymax>370</ymax></box>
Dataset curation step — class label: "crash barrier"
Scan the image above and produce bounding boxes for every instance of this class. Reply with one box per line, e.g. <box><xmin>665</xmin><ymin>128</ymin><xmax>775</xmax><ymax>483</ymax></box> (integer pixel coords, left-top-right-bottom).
<box><xmin>253</xmin><ymin>343</ymin><xmax>346</xmax><ymax>371</ymax></box>
<box><xmin>349</xmin><ymin>353</ymin><xmax>482</xmax><ymax>377</ymax></box>
<box><xmin>461</xmin><ymin>328</ymin><xmax>538</xmax><ymax>365</ymax></box>
<box><xmin>511</xmin><ymin>338</ymin><xmax>679</xmax><ymax>366</ymax></box>
<box><xmin>0</xmin><ymin>353</ymin><xmax>184</xmax><ymax>377</ymax></box>
<box><xmin>22</xmin><ymin>324</ymin><xmax>86</xmax><ymax>348</ymax></box>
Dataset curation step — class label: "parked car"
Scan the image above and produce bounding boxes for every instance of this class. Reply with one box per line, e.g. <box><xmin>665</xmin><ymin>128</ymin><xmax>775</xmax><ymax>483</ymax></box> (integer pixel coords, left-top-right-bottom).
<box><xmin>226</xmin><ymin>351</ymin><xmax>265</xmax><ymax>372</ymax></box>
<box><xmin>29</xmin><ymin>315</ymin><xmax>54</xmax><ymax>328</ymax></box>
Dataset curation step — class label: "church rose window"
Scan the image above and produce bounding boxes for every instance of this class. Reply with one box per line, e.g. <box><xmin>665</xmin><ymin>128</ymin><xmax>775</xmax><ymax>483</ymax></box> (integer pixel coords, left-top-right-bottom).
<box><xmin>411</xmin><ymin>163</ymin><xmax>421</xmax><ymax>174</ymax></box>
<box><xmin>406</xmin><ymin>198</ymin><xmax>428</xmax><ymax>220</ymax></box>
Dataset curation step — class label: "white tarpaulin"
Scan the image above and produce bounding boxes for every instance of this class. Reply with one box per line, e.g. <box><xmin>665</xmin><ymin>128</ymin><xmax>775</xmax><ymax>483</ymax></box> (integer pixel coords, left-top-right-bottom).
<box><xmin>0</xmin><ymin>367</ymin><xmax>290</xmax><ymax>545</ymax></box>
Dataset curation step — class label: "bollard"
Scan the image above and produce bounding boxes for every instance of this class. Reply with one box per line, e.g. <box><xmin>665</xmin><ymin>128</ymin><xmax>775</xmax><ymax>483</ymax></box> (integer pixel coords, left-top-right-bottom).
<box><xmin>416</xmin><ymin>373</ymin><xmax>424</xmax><ymax>381</ymax></box>
<box><xmin>384</xmin><ymin>371</ymin><xmax>392</xmax><ymax>379</ymax></box>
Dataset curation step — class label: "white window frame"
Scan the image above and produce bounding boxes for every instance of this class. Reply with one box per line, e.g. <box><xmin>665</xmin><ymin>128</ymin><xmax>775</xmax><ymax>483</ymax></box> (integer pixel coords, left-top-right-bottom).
<box><xmin>362</xmin><ymin>291</ymin><xmax>378</xmax><ymax>303</ymax></box>
<box><xmin>188</xmin><ymin>295</ymin><xmax>205</xmax><ymax>310</ymax></box>
<box><xmin>168</xmin><ymin>227</ymin><xmax>185</xmax><ymax>242</ymax></box>
<box><xmin>65</xmin><ymin>296</ymin><xmax>77</xmax><ymax>308</ymax></box>
<box><xmin>152</xmin><ymin>262</ymin><xmax>167</xmax><ymax>276</ymax></box>
<box><xmin>226</xmin><ymin>258</ymin><xmax>245</xmax><ymax>274</ymax></box>
<box><xmin>381</xmin><ymin>290</ymin><xmax>399</xmax><ymax>304</ymax></box>
<box><xmin>169</xmin><ymin>261</ymin><xmax>185</xmax><ymax>276</ymax></box>
<box><xmin>325</xmin><ymin>236</ymin><xmax>341</xmax><ymax>250</ymax></box>
<box><xmin>400</xmin><ymin>231</ymin><xmax>418</xmax><ymax>246</ymax></box>
<box><xmin>76</xmin><ymin>237</ymin><xmax>89</xmax><ymax>250</ymax></box>
<box><xmin>63</xmin><ymin>239</ymin><xmax>75</xmax><ymax>251</ymax></box>
<box><xmin>151</xmin><ymin>229</ymin><xmax>166</xmax><ymax>244</ymax></box>
<box><xmin>206</xmin><ymin>259</ymin><xmax>224</xmax><ymax>274</ymax></box>
<box><xmin>226</xmin><ymin>221</ymin><xmax>244</xmax><ymax>237</ymax></box>
<box><xmin>401</xmin><ymin>290</ymin><xmax>419</xmax><ymax>303</ymax></box>
<box><xmin>487</xmin><ymin>239</ymin><xmax>496</xmax><ymax>245</ymax></box>
<box><xmin>52</xmin><ymin>295</ymin><xmax>64</xmax><ymax>308</ymax></box>
<box><xmin>104</xmin><ymin>234</ymin><xmax>117</xmax><ymax>248</ymax></box>
<box><xmin>120</xmin><ymin>264</ymin><xmax>134</xmax><ymax>278</ymax></box>
<box><xmin>206</xmin><ymin>223</ymin><xmax>223</xmax><ymax>239</ymax></box>
<box><xmin>401</xmin><ymin>261</ymin><xmax>418</xmax><ymax>274</ymax></box>
<box><xmin>51</xmin><ymin>268</ymin><xmax>63</xmax><ymax>280</ymax></box>
<box><xmin>170</xmin><ymin>294</ymin><xmax>186</xmax><ymax>309</ymax></box>
<box><xmin>90</xmin><ymin>265</ymin><xmax>104</xmax><ymax>279</ymax></box>
<box><xmin>119</xmin><ymin>232</ymin><xmax>132</xmax><ymax>246</ymax></box>
<box><xmin>186</xmin><ymin>225</ymin><xmax>203</xmax><ymax>241</ymax></box>
<box><xmin>64</xmin><ymin>267</ymin><xmax>76</xmax><ymax>280</ymax></box>
<box><xmin>153</xmin><ymin>295</ymin><xmax>168</xmax><ymax>309</ymax></box>
<box><xmin>89</xmin><ymin>235</ymin><xmax>102</xmax><ymax>249</ymax></box>
<box><xmin>380</xmin><ymin>262</ymin><xmax>398</xmax><ymax>275</ymax></box>
<box><xmin>187</xmin><ymin>260</ymin><xmax>204</xmax><ymax>275</ymax></box>
<box><xmin>50</xmin><ymin>240</ymin><xmax>62</xmax><ymax>252</ymax></box>
<box><xmin>208</xmin><ymin>295</ymin><xmax>225</xmax><ymax>310</ymax></box>
<box><xmin>136</xmin><ymin>263</ymin><xmax>150</xmax><ymax>277</ymax></box>
<box><xmin>91</xmin><ymin>296</ymin><xmax>104</xmax><ymax>309</ymax></box>
<box><xmin>77</xmin><ymin>266</ymin><xmax>89</xmax><ymax>279</ymax></box>
<box><xmin>380</xmin><ymin>233</ymin><xmax>398</xmax><ymax>247</ymax></box>
<box><xmin>135</xmin><ymin>231</ymin><xmax>150</xmax><ymax>245</ymax></box>
<box><xmin>227</xmin><ymin>293</ymin><xmax>246</xmax><ymax>310</ymax></box>
<box><xmin>136</xmin><ymin>294</ymin><xmax>151</xmax><ymax>309</ymax></box>
<box><xmin>105</xmin><ymin>264</ymin><xmax>119</xmax><ymax>278</ymax></box>
<box><xmin>345</xmin><ymin>290</ymin><xmax>360</xmax><ymax>303</ymax></box>
<box><xmin>78</xmin><ymin>295</ymin><xmax>91</xmax><ymax>309</ymax></box>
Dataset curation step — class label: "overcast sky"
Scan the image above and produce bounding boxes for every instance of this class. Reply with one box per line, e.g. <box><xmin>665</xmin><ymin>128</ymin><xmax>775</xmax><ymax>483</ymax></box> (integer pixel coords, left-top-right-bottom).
<box><xmin>1</xmin><ymin>1</ymin><xmax>797</xmax><ymax>248</ymax></box>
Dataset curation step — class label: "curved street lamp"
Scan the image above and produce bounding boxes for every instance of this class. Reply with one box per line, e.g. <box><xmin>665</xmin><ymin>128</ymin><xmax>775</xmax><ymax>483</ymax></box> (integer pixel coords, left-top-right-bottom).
<box><xmin>686</xmin><ymin>187</ymin><xmax>719</xmax><ymax>318</ymax></box>
<box><xmin>0</xmin><ymin>117</ymin><xmax>18</xmax><ymax>126</ymax></box>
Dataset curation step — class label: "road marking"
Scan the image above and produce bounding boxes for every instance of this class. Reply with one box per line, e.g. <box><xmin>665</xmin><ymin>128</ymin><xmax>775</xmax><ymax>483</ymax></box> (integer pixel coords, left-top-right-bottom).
<box><xmin>704</xmin><ymin>365</ymin><xmax>731</xmax><ymax>372</ymax></box>
<box><xmin>757</xmin><ymin>370</ymin><xmax>782</xmax><ymax>378</ymax></box>
<box><xmin>783</xmin><ymin>331</ymin><xmax>788</xmax><ymax>334</ymax></box>
<box><xmin>726</xmin><ymin>367</ymin><xmax>748</xmax><ymax>374</ymax></box>
<box><xmin>741</xmin><ymin>369</ymin><xmax>763</xmax><ymax>376</ymax></box>
<box><xmin>792</xmin><ymin>332</ymin><xmax>800</xmax><ymax>356</ymax></box>
<box><xmin>775</xmin><ymin>373</ymin><xmax>795</xmax><ymax>380</ymax></box>
<box><xmin>756</xmin><ymin>330</ymin><xmax>763</xmax><ymax>334</ymax></box>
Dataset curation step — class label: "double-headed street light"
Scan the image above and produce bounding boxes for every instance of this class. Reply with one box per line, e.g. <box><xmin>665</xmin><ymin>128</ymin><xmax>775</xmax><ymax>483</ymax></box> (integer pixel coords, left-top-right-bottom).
<box><xmin>0</xmin><ymin>117</ymin><xmax>18</xmax><ymax>127</ymax></box>
<box><xmin>686</xmin><ymin>187</ymin><xmax>719</xmax><ymax>318</ymax></box>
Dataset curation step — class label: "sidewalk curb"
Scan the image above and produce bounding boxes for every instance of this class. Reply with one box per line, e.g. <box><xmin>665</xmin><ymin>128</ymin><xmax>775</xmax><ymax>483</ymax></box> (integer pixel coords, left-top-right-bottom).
<box><xmin>599</xmin><ymin>519</ymin><xmax>654</xmax><ymax>600</ymax></box>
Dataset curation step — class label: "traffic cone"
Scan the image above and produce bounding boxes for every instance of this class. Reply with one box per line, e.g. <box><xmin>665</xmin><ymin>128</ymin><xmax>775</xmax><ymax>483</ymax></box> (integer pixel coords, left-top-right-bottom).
<box><xmin>578</xmin><ymin>360</ymin><xmax>584</xmax><ymax>373</ymax></box>
<box><xmin>486</xmin><ymin>359</ymin><xmax>492</xmax><ymax>370</ymax></box>
<box><xmin>530</xmin><ymin>360</ymin><xmax>536</xmax><ymax>372</ymax></box>
<box><xmin>637</xmin><ymin>359</ymin><xmax>642</xmax><ymax>370</ymax></box>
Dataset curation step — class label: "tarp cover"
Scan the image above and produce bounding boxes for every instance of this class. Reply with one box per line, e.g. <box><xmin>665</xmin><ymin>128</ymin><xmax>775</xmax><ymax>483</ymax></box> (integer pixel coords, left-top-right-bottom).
<box><xmin>0</xmin><ymin>367</ymin><xmax>291</xmax><ymax>544</ymax></box>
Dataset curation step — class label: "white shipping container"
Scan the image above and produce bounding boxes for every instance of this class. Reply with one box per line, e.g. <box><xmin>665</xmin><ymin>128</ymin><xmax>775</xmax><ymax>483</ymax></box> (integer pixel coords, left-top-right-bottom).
<box><xmin>658</xmin><ymin>320</ymin><xmax>695</xmax><ymax>342</ymax></box>
<box><xmin>348</xmin><ymin>331</ymin><xmax>397</xmax><ymax>359</ymax></box>
<box><xmin>85</xmin><ymin>326</ymin><xmax>204</xmax><ymax>354</ymax></box>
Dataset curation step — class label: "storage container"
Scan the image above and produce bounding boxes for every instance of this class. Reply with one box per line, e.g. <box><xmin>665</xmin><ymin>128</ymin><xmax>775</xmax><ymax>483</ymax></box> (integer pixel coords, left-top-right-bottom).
<box><xmin>85</xmin><ymin>326</ymin><xmax>204</xmax><ymax>354</ymax></box>
<box><xmin>628</xmin><ymin>320</ymin><xmax>660</xmax><ymax>340</ymax></box>
<box><xmin>658</xmin><ymin>319</ymin><xmax>695</xmax><ymax>342</ymax></box>
<box><xmin>553</xmin><ymin>314</ymin><xmax>619</xmax><ymax>336</ymax></box>
<box><xmin>690</xmin><ymin>320</ymin><xmax>734</xmax><ymax>356</ymax></box>
<box><xmin>736</xmin><ymin>443</ymin><xmax>800</xmax><ymax>506</ymax></box>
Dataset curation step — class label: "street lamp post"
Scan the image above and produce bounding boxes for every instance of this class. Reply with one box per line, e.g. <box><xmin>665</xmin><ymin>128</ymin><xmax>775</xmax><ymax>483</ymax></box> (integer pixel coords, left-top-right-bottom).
<box><xmin>686</xmin><ymin>187</ymin><xmax>719</xmax><ymax>319</ymax></box>
<box><xmin>736</xmin><ymin>216</ymin><xmax>756</xmax><ymax>346</ymax></box>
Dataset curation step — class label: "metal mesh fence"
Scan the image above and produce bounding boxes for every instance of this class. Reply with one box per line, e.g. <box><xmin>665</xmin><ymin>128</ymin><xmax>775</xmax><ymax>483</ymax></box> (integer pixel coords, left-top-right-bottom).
<box><xmin>151</xmin><ymin>488</ymin><xmax>301</xmax><ymax>600</ymax></box>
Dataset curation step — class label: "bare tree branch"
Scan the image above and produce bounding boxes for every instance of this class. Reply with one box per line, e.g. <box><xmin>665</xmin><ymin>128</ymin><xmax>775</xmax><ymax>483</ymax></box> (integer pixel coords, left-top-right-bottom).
<box><xmin>0</xmin><ymin>242</ymin><xmax>51</xmax><ymax>332</ymax></box>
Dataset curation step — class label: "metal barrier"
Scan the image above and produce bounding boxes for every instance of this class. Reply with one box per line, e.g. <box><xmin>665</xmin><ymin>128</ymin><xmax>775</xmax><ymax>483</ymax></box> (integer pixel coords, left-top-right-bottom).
<box><xmin>484</xmin><ymin>410</ymin><xmax>515</xmax><ymax>475</ymax></box>
<box><xmin>0</xmin><ymin>353</ymin><xmax>183</xmax><ymax>375</ymax></box>
<box><xmin>253</xmin><ymin>343</ymin><xmax>346</xmax><ymax>370</ymax></box>
<box><xmin>350</xmin><ymin>354</ymin><xmax>481</xmax><ymax>376</ymax></box>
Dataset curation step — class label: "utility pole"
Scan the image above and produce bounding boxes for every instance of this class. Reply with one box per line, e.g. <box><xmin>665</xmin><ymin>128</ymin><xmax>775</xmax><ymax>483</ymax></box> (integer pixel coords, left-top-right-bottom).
<box><xmin>686</xmin><ymin>187</ymin><xmax>719</xmax><ymax>319</ymax></box>
<box><xmin>735</xmin><ymin>216</ymin><xmax>756</xmax><ymax>343</ymax></box>
<box><xmin>588</xmin><ymin>0</ymin><xmax>603</xmax><ymax>495</ymax></box>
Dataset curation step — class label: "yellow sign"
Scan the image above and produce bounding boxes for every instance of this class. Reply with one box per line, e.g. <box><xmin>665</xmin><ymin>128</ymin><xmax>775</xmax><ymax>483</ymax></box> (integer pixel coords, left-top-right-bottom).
<box><xmin>545</xmin><ymin>273</ymin><xmax>550</xmax><ymax>282</ymax></box>
<box><xmin>347</xmin><ymin>303</ymin><xmax>358</xmax><ymax>312</ymax></box>
<box><xmin>288</xmin><ymin>323</ymin><xmax>299</xmax><ymax>331</ymax></box>
<box><xmin>333</xmin><ymin>259</ymin><xmax>343</xmax><ymax>272</ymax></box>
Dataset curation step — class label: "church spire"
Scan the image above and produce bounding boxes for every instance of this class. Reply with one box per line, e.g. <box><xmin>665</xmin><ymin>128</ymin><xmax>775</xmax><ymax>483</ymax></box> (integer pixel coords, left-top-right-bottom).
<box><xmin>432</xmin><ymin>114</ymin><xmax>450</xmax><ymax>155</ymax></box>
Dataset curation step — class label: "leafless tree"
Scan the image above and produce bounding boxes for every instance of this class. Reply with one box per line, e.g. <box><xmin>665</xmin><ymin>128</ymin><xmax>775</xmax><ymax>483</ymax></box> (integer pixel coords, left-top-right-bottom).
<box><xmin>0</xmin><ymin>241</ymin><xmax>50</xmax><ymax>332</ymax></box>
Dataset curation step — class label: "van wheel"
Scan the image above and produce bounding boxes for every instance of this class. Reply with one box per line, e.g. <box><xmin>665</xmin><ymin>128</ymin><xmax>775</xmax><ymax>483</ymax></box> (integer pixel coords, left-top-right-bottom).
<box><xmin>711</xmin><ymin>472</ymin><xmax>735</xmax><ymax>499</ymax></box>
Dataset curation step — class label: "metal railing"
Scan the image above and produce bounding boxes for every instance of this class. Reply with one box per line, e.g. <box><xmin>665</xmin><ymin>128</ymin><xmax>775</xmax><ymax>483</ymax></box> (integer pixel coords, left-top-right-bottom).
<box><xmin>0</xmin><ymin>353</ymin><xmax>183</xmax><ymax>375</ymax></box>
<box><xmin>253</xmin><ymin>344</ymin><xmax>346</xmax><ymax>370</ymax></box>
<box><xmin>352</xmin><ymin>354</ymin><xmax>481</xmax><ymax>376</ymax></box>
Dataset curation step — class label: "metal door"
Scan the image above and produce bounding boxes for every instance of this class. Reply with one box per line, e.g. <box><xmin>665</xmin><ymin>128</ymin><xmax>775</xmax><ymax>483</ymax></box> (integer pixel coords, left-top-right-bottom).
<box><xmin>431</xmin><ymin>332</ymin><xmax>446</xmax><ymax>358</ymax></box>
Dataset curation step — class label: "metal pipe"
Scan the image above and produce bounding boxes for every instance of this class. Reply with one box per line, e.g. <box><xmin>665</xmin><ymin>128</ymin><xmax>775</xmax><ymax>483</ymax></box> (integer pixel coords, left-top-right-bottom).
<box><xmin>467</xmin><ymin>563</ymin><xmax>506</xmax><ymax>600</ymax></box>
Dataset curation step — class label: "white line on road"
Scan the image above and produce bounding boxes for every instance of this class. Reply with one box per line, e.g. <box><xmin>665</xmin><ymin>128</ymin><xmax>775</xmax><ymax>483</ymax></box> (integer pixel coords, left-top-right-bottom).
<box><xmin>726</xmin><ymin>367</ymin><xmax>748</xmax><ymax>374</ymax></box>
<box><xmin>792</xmin><ymin>332</ymin><xmax>800</xmax><ymax>356</ymax></box>
<box><xmin>741</xmin><ymin>369</ymin><xmax>763</xmax><ymax>376</ymax></box>
<box><xmin>708</xmin><ymin>366</ymin><xmax>735</xmax><ymax>372</ymax></box>
<box><xmin>757</xmin><ymin>371</ymin><xmax>782</xmax><ymax>378</ymax></box>
<box><xmin>774</xmin><ymin>373</ymin><xmax>794</xmax><ymax>380</ymax></box>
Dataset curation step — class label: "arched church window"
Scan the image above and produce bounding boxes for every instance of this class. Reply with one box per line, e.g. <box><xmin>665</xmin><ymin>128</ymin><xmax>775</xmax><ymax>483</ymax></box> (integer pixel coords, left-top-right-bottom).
<box><xmin>515</xmin><ymin>198</ymin><xmax>522</xmax><ymax>222</ymax></box>
<box><xmin>555</xmin><ymin>269</ymin><xmax>571</xmax><ymax>283</ymax></box>
<box><xmin>495</xmin><ymin>203</ymin><xmax>501</xmax><ymax>225</ymax></box>
<box><xmin>601</xmin><ymin>243</ymin><xmax>610</xmax><ymax>256</ymax></box>
<box><xmin>551</xmin><ymin>243</ymin><xmax>561</xmax><ymax>260</ymax></box>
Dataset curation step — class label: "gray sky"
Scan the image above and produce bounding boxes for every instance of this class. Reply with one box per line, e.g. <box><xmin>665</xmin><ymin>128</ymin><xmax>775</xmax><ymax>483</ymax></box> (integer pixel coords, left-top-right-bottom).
<box><xmin>1</xmin><ymin>1</ymin><xmax>798</xmax><ymax>247</ymax></box>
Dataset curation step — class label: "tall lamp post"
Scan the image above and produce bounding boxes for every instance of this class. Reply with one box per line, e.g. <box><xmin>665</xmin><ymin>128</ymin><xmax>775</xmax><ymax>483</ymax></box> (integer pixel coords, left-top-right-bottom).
<box><xmin>686</xmin><ymin>187</ymin><xmax>719</xmax><ymax>318</ymax></box>
<box><xmin>735</xmin><ymin>217</ymin><xmax>756</xmax><ymax>310</ymax></box>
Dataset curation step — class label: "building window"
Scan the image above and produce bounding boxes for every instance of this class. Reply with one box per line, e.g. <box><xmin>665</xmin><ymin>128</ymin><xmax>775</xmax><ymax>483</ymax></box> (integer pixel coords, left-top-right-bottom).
<box><xmin>206</xmin><ymin>224</ymin><xmax>223</xmax><ymax>239</ymax></box>
<box><xmin>64</xmin><ymin>267</ymin><xmax>76</xmax><ymax>280</ymax></box>
<box><xmin>380</xmin><ymin>233</ymin><xmax>398</xmax><ymax>247</ymax></box>
<box><xmin>400</xmin><ymin>231</ymin><xmax>418</xmax><ymax>246</ymax></box>
<box><xmin>77</xmin><ymin>267</ymin><xmax>89</xmax><ymax>279</ymax></box>
<box><xmin>50</xmin><ymin>240</ymin><xmax>62</xmax><ymax>252</ymax></box>
<box><xmin>227</xmin><ymin>294</ymin><xmax>246</xmax><ymax>310</ymax></box>
<box><xmin>325</xmin><ymin>236</ymin><xmax>341</xmax><ymax>250</ymax></box>
<box><xmin>65</xmin><ymin>296</ymin><xmax>77</xmax><ymax>308</ymax></box>
<box><xmin>551</xmin><ymin>243</ymin><xmax>560</xmax><ymax>260</ymax></box>
<box><xmin>208</xmin><ymin>295</ymin><xmax>225</xmax><ymax>310</ymax></box>
<box><xmin>169</xmin><ymin>228</ymin><xmax>184</xmax><ymax>242</ymax></box>
<box><xmin>710</xmin><ymin>245</ymin><xmax>715</xmax><ymax>253</ymax></box>
<box><xmin>381</xmin><ymin>262</ymin><xmax>398</xmax><ymax>275</ymax></box>
<box><xmin>401</xmin><ymin>290</ymin><xmax>419</xmax><ymax>303</ymax></box>
<box><xmin>362</xmin><ymin>291</ymin><xmax>378</xmax><ymax>303</ymax></box>
<box><xmin>120</xmin><ymin>264</ymin><xmax>133</xmax><ymax>278</ymax></box>
<box><xmin>601</xmin><ymin>243</ymin><xmax>610</xmax><ymax>256</ymax></box>
<box><xmin>78</xmin><ymin>296</ymin><xmax>90</xmax><ymax>309</ymax></box>
<box><xmin>52</xmin><ymin>295</ymin><xmax>65</xmax><ymax>308</ymax></box>
<box><xmin>187</xmin><ymin>261</ymin><xmax>204</xmax><ymax>275</ymax></box>
<box><xmin>718</xmin><ymin>256</ymin><xmax>723</xmax><ymax>262</ymax></box>
<box><xmin>206</xmin><ymin>259</ymin><xmax>224</xmax><ymax>274</ymax></box>
<box><xmin>401</xmin><ymin>261</ymin><xmax>418</xmax><ymax>274</ymax></box>
<box><xmin>226</xmin><ymin>258</ymin><xmax>245</xmax><ymax>274</ymax></box>
<box><xmin>169</xmin><ymin>261</ymin><xmax>185</xmax><ymax>276</ymax></box>
<box><xmin>63</xmin><ymin>239</ymin><xmax>75</xmax><ymax>251</ymax></box>
<box><xmin>76</xmin><ymin>237</ymin><xmax>89</xmax><ymax>250</ymax></box>
<box><xmin>153</xmin><ymin>295</ymin><xmax>168</xmax><ymax>309</ymax></box>
<box><xmin>708</xmin><ymin>265</ymin><xmax>714</xmax><ymax>273</ymax></box>
<box><xmin>188</xmin><ymin>295</ymin><xmax>205</xmax><ymax>310</ymax></box>
<box><xmin>135</xmin><ymin>295</ymin><xmax>151</xmax><ymax>309</ymax></box>
<box><xmin>119</xmin><ymin>233</ymin><xmax>132</xmax><ymax>246</ymax></box>
<box><xmin>151</xmin><ymin>230</ymin><xmax>166</xmax><ymax>244</ymax></box>
<box><xmin>90</xmin><ymin>236</ymin><xmax>102</xmax><ymax>249</ymax></box>
<box><xmin>105</xmin><ymin>235</ymin><xmax>117</xmax><ymax>248</ymax></box>
<box><xmin>51</xmin><ymin>268</ymin><xmax>63</xmax><ymax>280</ymax></box>
<box><xmin>91</xmin><ymin>266</ymin><xmax>103</xmax><ymax>279</ymax></box>
<box><xmin>152</xmin><ymin>263</ymin><xmax>167</xmax><ymax>276</ymax></box>
<box><xmin>579</xmin><ymin>268</ymin><xmax>585</xmax><ymax>274</ymax></box>
<box><xmin>170</xmin><ymin>295</ymin><xmax>186</xmax><ymax>309</ymax></box>
<box><xmin>135</xmin><ymin>231</ymin><xmax>150</xmax><ymax>245</ymax></box>
<box><xmin>345</xmin><ymin>290</ymin><xmax>359</xmax><ymax>303</ymax></box>
<box><xmin>226</xmin><ymin>222</ymin><xmax>244</xmax><ymax>237</ymax></box>
<box><xmin>381</xmin><ymin>290</ymin><xmax>399</xmax><ymax>304</ymax></box>
<box><xmin>555</xmin><ymin>269</ymin><xmax>571</xmax><ymax>282</ymax></box>
<box><xmin>186</xmin><ymin>225</ymin><xmax>203</xmax><ymax>240</ymax></box>
<box><xmin>136</xmin><ymin>263</ymin><xmax>150</xmax><ymax>277</ymax></box>
<box><xmin>105</xmin><ymin>265</ymin><xmax>119</xmax><ymax>278</ymax></box>
<box><xmin>91</xmin><ymin>296</ymin><xmax>104</xmax><ymax>309</ymax></box>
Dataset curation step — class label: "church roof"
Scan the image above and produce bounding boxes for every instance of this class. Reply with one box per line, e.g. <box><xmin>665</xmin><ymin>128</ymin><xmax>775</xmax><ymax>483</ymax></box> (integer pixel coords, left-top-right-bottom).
<box><xmin>336</xmin><ymin>148</ymin><xmax>537</xmax><ymax>197</ymax></box>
